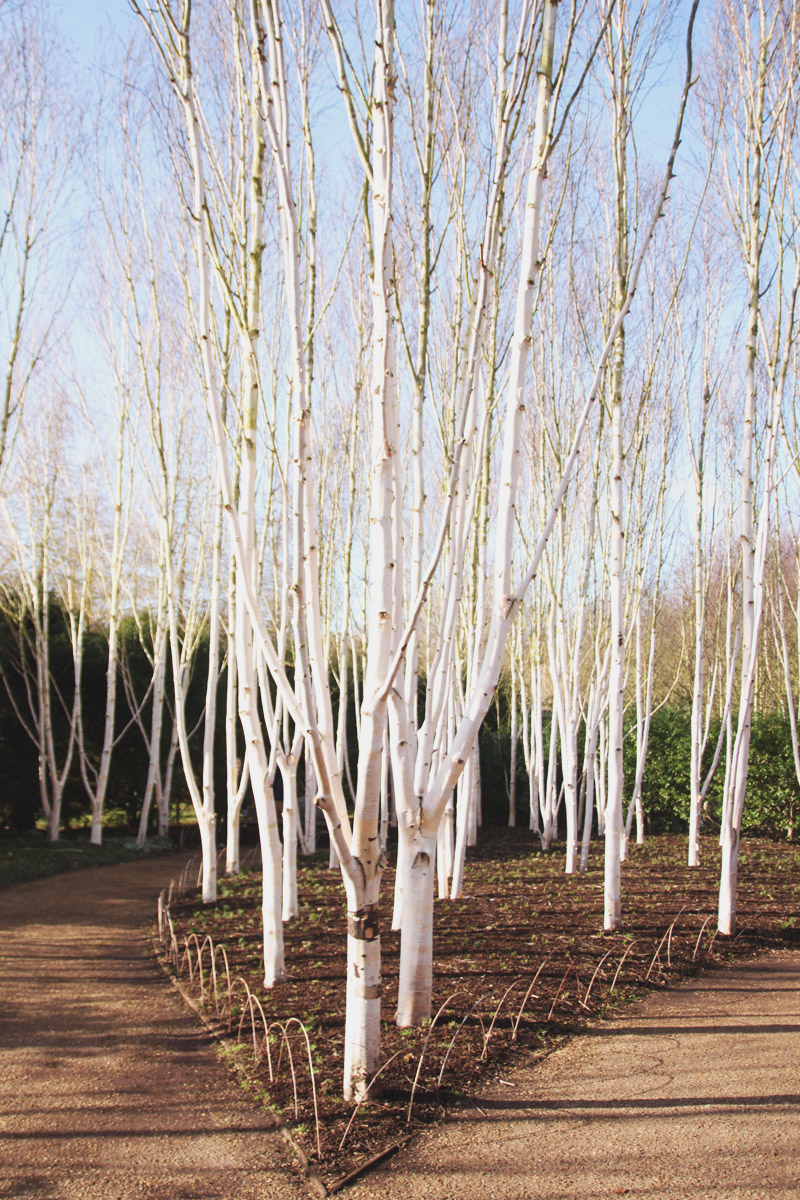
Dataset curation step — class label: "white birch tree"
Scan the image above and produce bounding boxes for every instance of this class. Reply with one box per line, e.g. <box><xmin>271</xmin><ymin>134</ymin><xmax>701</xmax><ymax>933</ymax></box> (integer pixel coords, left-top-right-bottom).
<box><xmin>132</xmin><ymin>0</ymin><xmax>698</xmax><ymax>1102</ymax></box>
<box><xmin>709</xmin><ymin>0</ymin><xmax>800</xmax><ymax>934</ymax></box>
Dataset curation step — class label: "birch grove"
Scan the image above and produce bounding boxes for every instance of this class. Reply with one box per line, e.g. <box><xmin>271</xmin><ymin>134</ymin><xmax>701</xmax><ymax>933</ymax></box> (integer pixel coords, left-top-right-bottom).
<box><xmin>707</xmin><ymin>0</ymin><xmax>800</xmax><ymax>934</ymax></box>
<box><xmin>5</xmin><ymin>0</ymin><xmax>800</xmax><ymax>1105</ymax></box>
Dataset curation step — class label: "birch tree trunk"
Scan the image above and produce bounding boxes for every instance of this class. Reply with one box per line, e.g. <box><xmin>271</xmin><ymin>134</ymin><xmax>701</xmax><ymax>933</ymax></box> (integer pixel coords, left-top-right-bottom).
<box><xmin>715</xmin><ymin>0</ymin><xmax>800</xmax><ymax>933</ymax></box>
<box><xmin>134</xmin><ymin>0</ymin><xmax>699</xmax><ymax>1097</ymax></box>
<box><xmin>135</xmin><ymin>597</ymin><xmax>169</xmax><ymax>846</ymax></box>
<box><xmin>604</xmin><ymin>3</ymin><xmax>630</xmax><ymax>933</ymax></box>
<box><xmin>1</xmin><ymin>411</ymin><xmax>85</xmax><ymax>845</ymax></box>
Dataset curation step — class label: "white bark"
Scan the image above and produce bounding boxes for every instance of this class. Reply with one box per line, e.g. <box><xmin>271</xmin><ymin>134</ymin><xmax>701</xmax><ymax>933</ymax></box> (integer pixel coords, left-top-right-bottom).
<box><xmin>0</xmin><ymin>412</ymin><xmax>85</xmax><ymax>844</ymax></box>
<box><xmin>131</xmin><ymin>0</ymin><xmax>700</xmax><ymax>1098</ymax></box>
<box><xmin>395</xmin><ymin>829</ymin><xmax>437</xmax><ymax>1028</ymax></box>
<box><xmin>135</xmin><ymin>601</ymin><xmax>169</xmax><ymax>846</ymax></box>
<box><xmin>508</xmin><ymin>647</ymin><xmax>519</xmax><ymax>828</ymax></box>
<box><xmin>603</xmin><ymin>0</ymin><xmax>630</xmax><ymax>932</ymax></box>
<box><xmin>715</xmin><ymin>0</ymin><xmax>800</xmax><ymax>933</ymax></box>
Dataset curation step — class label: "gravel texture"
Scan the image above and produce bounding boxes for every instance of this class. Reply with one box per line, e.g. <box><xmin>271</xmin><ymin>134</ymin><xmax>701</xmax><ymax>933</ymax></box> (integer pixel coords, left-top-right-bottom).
<box><xmin>2</xmin><ymin>852</ymin><xmax>799</xmax><ymax>1200</ymax></box>
<box><xmin>0</xmin><ymin>854</ymin><xmax>306</xmax><ymax>1200</ymax></box>
<box><xmin>345</xmin><ymin>949</ymin><xmax>800</xmax><ymax>1200</ymax></box>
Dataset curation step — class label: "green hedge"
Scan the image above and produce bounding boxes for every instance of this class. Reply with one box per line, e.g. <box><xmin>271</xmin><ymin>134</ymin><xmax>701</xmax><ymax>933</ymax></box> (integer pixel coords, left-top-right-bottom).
<box><xmin>481</xmin><ymin>705</ymin><xmax>799</xmax><ymax>842</ymax></box>
<box><xmin>627</xmin><ymin>708</ymin><xmax>799</xmax><ymax>840</ymax></box>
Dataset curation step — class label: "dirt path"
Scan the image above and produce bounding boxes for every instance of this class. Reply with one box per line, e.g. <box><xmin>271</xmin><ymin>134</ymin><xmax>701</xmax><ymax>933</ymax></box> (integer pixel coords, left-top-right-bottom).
<box><xmin>0</xmin><ymin>855</ymin><xmax>305</xmax><ymax>1200</ymax></box>
<box><xmin>346</xmin><ymin>949</ymin><xmax>800</xmax><ymax>1200</ymax></box>
<box><xmin>2</xmin><ymin>857</ymin><xmax>799</xmax><ymax>1200</ymax></box>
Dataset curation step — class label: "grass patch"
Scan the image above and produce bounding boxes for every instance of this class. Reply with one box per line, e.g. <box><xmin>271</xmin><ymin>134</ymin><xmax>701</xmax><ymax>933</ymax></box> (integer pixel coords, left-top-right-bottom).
<box><xmin>0</xmin><ymin>831</ymin><xmax>174</xmax><ymax>888</ymax></box>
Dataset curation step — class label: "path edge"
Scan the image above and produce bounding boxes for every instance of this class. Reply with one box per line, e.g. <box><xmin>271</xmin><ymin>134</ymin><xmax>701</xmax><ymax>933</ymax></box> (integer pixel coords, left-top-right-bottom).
<box><xmin>147</xmin><ymin>929</ymin><xmax>329</xmax><ymax>1199</ymax></box>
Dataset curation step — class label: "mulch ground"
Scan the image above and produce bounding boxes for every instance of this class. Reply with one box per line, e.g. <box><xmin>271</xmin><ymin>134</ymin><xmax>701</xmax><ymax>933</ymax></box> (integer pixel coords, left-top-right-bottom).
<box><xmin>157</xmin><ymin>829</ymin><xmax>800</xmax><ymax>1191</ymax></box>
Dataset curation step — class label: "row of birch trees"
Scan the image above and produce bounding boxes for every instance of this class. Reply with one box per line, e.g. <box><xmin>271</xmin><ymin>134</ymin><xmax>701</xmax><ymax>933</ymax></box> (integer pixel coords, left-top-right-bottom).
<box><xmin>2</xmin><ymin>0</ymin><xmax>800</xmax><ymax>1097</ymax></box>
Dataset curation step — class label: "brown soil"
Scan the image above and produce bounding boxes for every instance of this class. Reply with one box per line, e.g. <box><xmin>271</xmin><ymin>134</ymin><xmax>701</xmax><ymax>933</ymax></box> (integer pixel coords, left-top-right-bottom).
<box><xmin>345</xmin><ymin>948</ymin><xmax>800</xmax><ymax>1200</ymax></box>
<box><xmin>162</xmin><ymin>830</ymin><xmax>800</xmax><ymax>1191</ymax></box>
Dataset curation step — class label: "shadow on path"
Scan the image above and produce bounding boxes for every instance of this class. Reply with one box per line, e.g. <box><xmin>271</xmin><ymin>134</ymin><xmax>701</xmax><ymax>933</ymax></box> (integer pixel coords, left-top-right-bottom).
<box><xmin>3</xmin><ymin>858</ymin><xmax>800</xmax><ymax>1200</ymax></box>
<box><xmin>343</xmin><ymin>949</ymin><xmax>800</xmax><ymax>1200</ymax></box>
<box><xmin>0</xmin><ymin>856</ymin><xmax>305</xmax><ymax>1200</ymax></box>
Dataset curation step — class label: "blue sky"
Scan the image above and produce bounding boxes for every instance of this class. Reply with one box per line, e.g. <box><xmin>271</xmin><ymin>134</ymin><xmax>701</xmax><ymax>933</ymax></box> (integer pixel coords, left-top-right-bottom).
<box><xmin>55</xmin><ymin>0</ymin><xmax>137</xmax><ymax>66</ymax></box>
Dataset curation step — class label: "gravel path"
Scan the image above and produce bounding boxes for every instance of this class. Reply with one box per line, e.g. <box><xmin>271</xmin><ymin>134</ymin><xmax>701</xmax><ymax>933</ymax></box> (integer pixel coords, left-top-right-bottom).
<box><xmin>347</xmin><ymin>949</ymin><xmax>800</xmax><ymax>1200</ymax></box>
<box><xmin>0</xmin><ymin>855</ymin><xmax>305</xmax><ymax>1200</ymax></box>
<box><xmin>2</xmin><ymin>856</ymin><xmax>799</xmax><ymax>1200</ymax></box>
